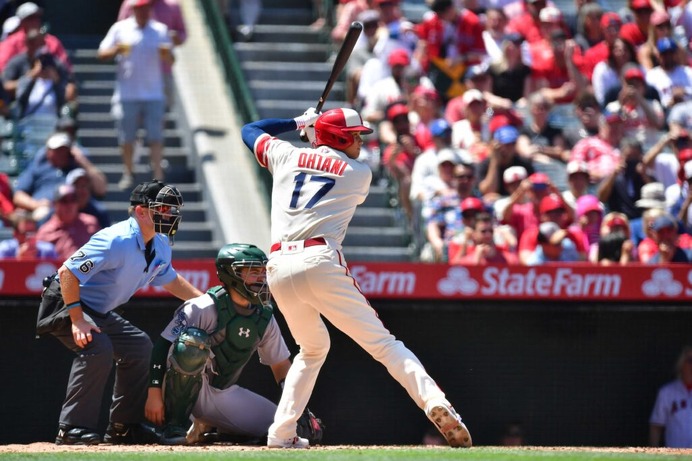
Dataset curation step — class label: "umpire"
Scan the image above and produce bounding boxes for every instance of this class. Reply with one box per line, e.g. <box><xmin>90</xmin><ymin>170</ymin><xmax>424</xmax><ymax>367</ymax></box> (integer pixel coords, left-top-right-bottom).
<box><xmin>36</xmin><ymin>180</ymin><xmax>203</xmax><ymax>445</ymax></box>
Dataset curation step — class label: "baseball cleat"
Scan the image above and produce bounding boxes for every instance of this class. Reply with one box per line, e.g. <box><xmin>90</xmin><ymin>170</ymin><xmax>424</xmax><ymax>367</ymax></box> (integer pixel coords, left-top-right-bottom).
<box><xmin>160</xmin><ymin>424</ymin><xmax>188</xmax><ymax>445</ymax></box>
<box><xmin>55</xmin><ymin>425</ymin><xmax>101</xmax><ymax>445</ymax></box>
<box><xmin>267</xmin><ymin>435</ymin><xmax>310</xmax><ymax>449</ymax></box>
<box><xmin>426</xmin><ymin>403</ymin><xmax>472</xmax><ymax>448</ymax></box>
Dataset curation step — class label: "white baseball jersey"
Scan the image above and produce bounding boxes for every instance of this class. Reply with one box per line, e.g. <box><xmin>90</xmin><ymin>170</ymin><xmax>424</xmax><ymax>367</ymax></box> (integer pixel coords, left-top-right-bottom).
<box><xmin>650</xmin><ymin>379</ymin><xmax>692</xmax><ymax>448</ymax></box>
<box><xmin>253</xmin><ymin>134</ymin><xmax>371</xmax><ymax>248</ymax></box>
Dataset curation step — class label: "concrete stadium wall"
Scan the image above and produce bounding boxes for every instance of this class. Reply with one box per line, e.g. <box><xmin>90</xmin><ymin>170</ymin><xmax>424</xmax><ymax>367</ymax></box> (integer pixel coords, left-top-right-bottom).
<box><xmin>4</xmin><ymin>297</ymin><xmax>691</xmax><ymax>446</ymax></box>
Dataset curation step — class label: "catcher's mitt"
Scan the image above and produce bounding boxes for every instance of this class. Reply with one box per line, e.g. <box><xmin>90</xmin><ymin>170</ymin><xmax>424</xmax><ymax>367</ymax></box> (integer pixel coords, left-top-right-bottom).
<box><xmin>296</xmin><ymin>408</ymin><xmax>325</xmax><ymax>444</ymax></box>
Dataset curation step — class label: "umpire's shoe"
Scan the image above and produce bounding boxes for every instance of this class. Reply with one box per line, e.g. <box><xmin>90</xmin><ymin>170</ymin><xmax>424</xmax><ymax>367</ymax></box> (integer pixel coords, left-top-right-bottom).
<box><xmin>159</xmin><ymin>424</ymin><xmax>188</xmax><ymax>446</ymax></box>
<box><xmin>55</xmin><ymin>424</ymin><xmax>101</xmax><ymax>445</ymax></box>
<box><xmin>103</xmin><ymin>422</ymin><xmax>160</xmax><ymax>444</ymax></box>
<box><xmin>426</xmin><ymin>402</ymin><xmax>472</xmax><ymax>448</ymax></box>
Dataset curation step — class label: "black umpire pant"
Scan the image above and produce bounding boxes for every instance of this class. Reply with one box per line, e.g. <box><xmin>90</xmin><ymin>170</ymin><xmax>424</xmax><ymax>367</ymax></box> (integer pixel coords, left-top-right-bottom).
<box><xmin>39</xmin><ymin>277</ymin><xmax>152</xmax><ymax>431</ymax></box>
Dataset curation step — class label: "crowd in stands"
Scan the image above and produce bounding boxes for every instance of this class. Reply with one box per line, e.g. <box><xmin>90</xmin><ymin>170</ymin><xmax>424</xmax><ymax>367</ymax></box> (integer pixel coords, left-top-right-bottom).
<box><xmin>329</xmin><ymin>0</ymin><xmax>692</xmax><ymax>264</ymax></box>
<box><xmin>0</xmin><ymin>0</ymin><xmax>185</xmax><ymax>260</ymax></box>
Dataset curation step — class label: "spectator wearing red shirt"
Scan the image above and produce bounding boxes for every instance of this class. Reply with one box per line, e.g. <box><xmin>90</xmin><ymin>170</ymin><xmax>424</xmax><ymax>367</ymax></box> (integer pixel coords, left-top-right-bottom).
<box><xmin>507</xmin><ymin>0</ymin><xmax>546</xmax><ymax>44</ymax></box>
<box><xmin>382</xmin><ymin>101</ymin><xmax>423</xmax><ymax>223</ymax></box>
<box><xmin>580</xmin><ymin>12</ymin><xmax>622</xmax><ymax>80</ymax></box>
<box><xmin>451</xmin><ymin>212</ymin><xmax>519</xmax><ymax>265</ymax></box>
<box><xmin>410</xmin><ymin>85</ymin><xmax>442</xmax><ymax>152</ymax></box>
<box><xmin>35</xmin><ymin>184</ymin><xmax>101</xmax><ymax>261</ymax></box>
<box><xmin>498</xmin><ymin>171</ymin><xmax>555</xmax><ymax>241</ymax></box>
<box><xmin>446</xmin><ymin>196</ymin><xmax>487</xmax><ymax>261</ymax></box>
<box><xmin>569</xmin><ymin>110</ymin><xmax>624</xmax><ymax>183</ymax></box>
<box><xmin>619</xmin><ymin>0</ymin><xmax>653</xmax><ymax>48</ymax></box>
<box><xmin>518</xmin><ymin>193</ymin><xmax>586</xmax><ymax>264</ymax></box>
<box><xmin>0</xmin><ymin>3</ymin><xmax>71</xmax><ymax>72</ymax></box>
<box><xmin>529</xmin><ymin>29</ymin><xmax>585</xmax><ymax>104</ymax></box>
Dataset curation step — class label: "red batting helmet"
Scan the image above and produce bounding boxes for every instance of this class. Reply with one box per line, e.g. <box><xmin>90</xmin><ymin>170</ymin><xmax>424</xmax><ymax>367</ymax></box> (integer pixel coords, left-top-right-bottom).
<box><xmin>314</xmin><ymin>108</ymin><xmax>373</xmax><ymax>151</ymax></box>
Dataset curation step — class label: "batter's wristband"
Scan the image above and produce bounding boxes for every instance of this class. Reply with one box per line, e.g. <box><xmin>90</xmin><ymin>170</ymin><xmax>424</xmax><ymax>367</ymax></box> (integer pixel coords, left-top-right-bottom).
<box><xmin>65</xmin><ymin>301</ymin><xmax>81</xmax><ymax>310</ymax></box>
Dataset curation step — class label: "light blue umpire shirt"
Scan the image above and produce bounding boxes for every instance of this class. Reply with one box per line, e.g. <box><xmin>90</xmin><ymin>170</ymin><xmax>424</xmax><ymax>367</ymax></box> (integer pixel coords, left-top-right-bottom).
<box><xmin>61</xmin><ymin>216</ymin><xmax>177</xmax><ymax>314</ymax></box>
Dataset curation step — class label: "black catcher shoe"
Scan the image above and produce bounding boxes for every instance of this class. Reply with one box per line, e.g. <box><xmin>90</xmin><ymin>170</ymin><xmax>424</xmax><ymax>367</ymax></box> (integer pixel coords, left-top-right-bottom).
<box><xmin>103</xmin><ymin>422</ymin><xmax>160</xmax><ymax>444</ymax></box>
<box><xmin>55</xmin><ymin>424</ymin><xmax>101</xmax><ymax>445</ymax></box>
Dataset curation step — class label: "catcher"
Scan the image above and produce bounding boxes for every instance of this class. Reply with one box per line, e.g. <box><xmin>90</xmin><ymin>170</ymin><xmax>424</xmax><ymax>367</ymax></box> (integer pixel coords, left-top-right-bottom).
<box><xmin>144</xmin><ymin>243</ymin><xmax>324</xmax><ymax>445</ymax></box>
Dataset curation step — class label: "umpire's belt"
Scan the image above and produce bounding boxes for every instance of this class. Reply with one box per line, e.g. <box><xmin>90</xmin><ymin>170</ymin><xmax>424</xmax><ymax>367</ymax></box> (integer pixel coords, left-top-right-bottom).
<box><xmin>270</xmin><ymin>237</ymin><xmax>326</xmax><ymax>254</ymax></box>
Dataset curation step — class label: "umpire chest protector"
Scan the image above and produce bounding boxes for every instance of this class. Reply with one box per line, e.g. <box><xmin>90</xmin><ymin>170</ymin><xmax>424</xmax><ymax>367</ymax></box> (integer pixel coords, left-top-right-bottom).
<box><xmin>207</xmin><ymin>286</ymin><xmax>272</xmax><ymax>389</ymax></box>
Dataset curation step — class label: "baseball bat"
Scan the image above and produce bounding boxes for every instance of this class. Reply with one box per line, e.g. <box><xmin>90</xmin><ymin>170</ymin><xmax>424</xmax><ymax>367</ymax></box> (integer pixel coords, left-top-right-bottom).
<box><xmin>300</xmin><ymin>21</ymin><xmax>363</xmax><ymax>142</ymax></box>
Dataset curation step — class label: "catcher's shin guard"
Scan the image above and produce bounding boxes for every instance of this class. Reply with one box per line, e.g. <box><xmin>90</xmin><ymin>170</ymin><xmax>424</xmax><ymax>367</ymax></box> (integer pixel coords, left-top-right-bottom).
<box><xmin>164</xmin><ymin>327</ymin><xmax>210</xmax><ymax>429</ymax></box>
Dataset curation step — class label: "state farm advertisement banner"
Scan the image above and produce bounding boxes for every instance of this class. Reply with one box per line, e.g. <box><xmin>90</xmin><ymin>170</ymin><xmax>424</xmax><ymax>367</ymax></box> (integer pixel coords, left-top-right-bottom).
<box><xmin>1</xmin><ymin>260</ymin><xmax>691</xmax><ymax>302</ymax></box>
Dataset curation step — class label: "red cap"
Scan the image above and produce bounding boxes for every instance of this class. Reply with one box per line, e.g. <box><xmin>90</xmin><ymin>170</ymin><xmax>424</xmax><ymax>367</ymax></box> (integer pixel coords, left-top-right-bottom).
<box><xmin>679</xmin><ymin>148</ymin><xmax>692</xmax><ymax>163</ymax></box>
<box><xmin>623</xmin><ymin>67</ymin><xmax>645</xmax><ymax>81</ymax></box>
<box><xmin>539</xmin><ymin>194</ymin><xmax>565</xmax><ymax>214</ymax></box>
<box><xmin>651</xmin><ymin>10</ymin><xmax>670</xmax><ymax>25</ymax></box>
<box><xmin>129</xmin><ymin>0</ymin><xmax>151</xmax><ymax>6</ymax></box>
<box><xmin>388</xmin><ymin>48</ymin><xmax>410</xmax><ymax>67</ymax></box>
<box><xmin>488</xmin><ymin>111</ymin><xmax>523</xmax><ymax>135</ymax></box>
<box><xmin>460</xmin><ymin>197</ymin><xmax>485</xmax><ymax>213</ymax></box>
<box><xmin>529</xmin><ymin>172</ymin><xmax>550</xmax><ymax>184</ymax></box>
<box><xmin>413</xmin><ymin>85</ymin><xmax>439</xmax><ymax>100</ymax></box>
<box><xmin>386</xmin><ymin>102</ymin><xmax>409</xmax><ymax>121</ymax></box>
<box><xmin>630</xmin><ymin>0</ymin><xmax>652</xmax><ymax>9</ymax></box>
<box><xmin>600</xmin><ymin>12</ymin><xmax>622</xmax><ymax>29</ymax></box>
<box><xmin>607</xmin><ymin>216</ymin><xmax>628</xmax><ymax>228</ymax></box>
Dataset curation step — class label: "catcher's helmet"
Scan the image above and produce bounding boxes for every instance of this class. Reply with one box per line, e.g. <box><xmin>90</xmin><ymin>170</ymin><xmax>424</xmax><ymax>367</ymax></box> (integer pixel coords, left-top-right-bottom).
<box><xmin>216</xmin><ymin>243</ymin><xmax>270</xmax><ymax>306</ymax></box>
<box><xmin>313</xmin><ymin>108</ymin><xmax>373</xmax><ymax>151</ymax></box>
<box><xmin>130</xmin><ymin>180</ymin><xmax>184</xmax><ymax>244</ymax></box>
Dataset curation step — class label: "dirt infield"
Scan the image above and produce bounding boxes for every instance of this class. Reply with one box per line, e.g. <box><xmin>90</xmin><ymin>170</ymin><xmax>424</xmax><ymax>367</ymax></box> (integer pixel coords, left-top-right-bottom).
<box><xmin>1</xmin><ymin>443</ymin><xmax>691</xmax><ymax>454</ymax></box>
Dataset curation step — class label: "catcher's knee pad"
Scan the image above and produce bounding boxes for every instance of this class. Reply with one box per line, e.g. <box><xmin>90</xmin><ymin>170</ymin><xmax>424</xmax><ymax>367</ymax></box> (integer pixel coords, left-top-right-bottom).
<box><xmin>164</xmin><ymin>327</ymin><xmax>210</xmax><ymax>428</ymax></box>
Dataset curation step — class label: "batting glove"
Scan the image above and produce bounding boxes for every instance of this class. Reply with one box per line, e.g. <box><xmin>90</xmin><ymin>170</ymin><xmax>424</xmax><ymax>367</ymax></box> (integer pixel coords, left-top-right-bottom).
<box><xmin>294</xmin><ymin>107</ymin><xmax>320</xmax><ymax>130</ymax></box>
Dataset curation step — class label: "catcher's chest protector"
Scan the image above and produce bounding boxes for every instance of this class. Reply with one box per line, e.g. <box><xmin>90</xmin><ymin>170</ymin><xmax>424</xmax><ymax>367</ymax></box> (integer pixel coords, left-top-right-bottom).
<box><xmin>207</xmin><ymin>286</ymin><xmax>272</xmax><ymax>389</ymax></box>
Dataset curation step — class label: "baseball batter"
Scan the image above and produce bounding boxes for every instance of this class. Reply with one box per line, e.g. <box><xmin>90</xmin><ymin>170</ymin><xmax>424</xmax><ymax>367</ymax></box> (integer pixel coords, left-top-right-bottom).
<box><xmin>145</xmin><ymin>244</ymin><xmax>323</xmax><ymax>445</ymax></box>
<box><xmin>241</xmin><ymin>108</ymin><xmax>472</xmax><ymax>448</ymax></box>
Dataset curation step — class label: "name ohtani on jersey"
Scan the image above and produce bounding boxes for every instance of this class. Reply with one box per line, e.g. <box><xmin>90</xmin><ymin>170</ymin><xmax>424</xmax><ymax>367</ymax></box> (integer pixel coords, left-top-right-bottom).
<box><xmin>297</xmin><ymin>152</ymin><xmax>347</xmax><ymax>176</ymax></box>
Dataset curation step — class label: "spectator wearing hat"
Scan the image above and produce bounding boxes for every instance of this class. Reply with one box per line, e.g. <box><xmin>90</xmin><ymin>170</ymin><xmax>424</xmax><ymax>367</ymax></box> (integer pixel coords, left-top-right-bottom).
<box><xmin>646</xmin><ymin>213</ymin><xmax>692</xmax><ymax>263</ymax></box>
<box><xmin>498</xmin><ymin>171</ymin><xmax>559</xmax><ymax>241</ymax></box>
<box><xmin>445</xmin><ymin>196</ymin><xmax>488</xmax><ymax>260</ymax></box>
<box><xmin>524</xmin><ymin>220</ymin><xmax>583</xmax><ymax>265</ymax></box>
<box><xmin>492</xmin><ymin>165</ymin><xmax>528</xmax><ymax>221</ymax></box>
<box><xmin>0</xmin><ymin>209</ymin><xmax>57</xmax><ymax>260</ymax></box>
<box><xmin>488</xmin><ymin>32</ymin><xmax>532</xmax><ymax>104</ymax></box>
<box><xmin>381</xmin><ymin>101</ymin><xmax>423</xmax><ymax>223</ymax></box>
<box><xmin>444</xmin><ymin>63</ymin><xmax>513</xmax><ymax>124</ymax></box>
<box><xmin>409</xmin><ymin>85</ymin><xmax>443</xmax><ymax>151</ymax></box>
<box><xmin>597</xmin><ymin>137</ymin><xmax>653</xmax><ymax>218</ymax></box>
<box><xmin>562</xmin><ymin>160</ymin><xmax>592</xmax><ymax>209</ymax></box>
<box><xmin>0</xmin><ymin>2</ymin><xmax>71</xmax><ymax>73</ymax></box>
<box><xmin>516</xmin><ymin>92</ymin><xmax>570</xmax><ymax>163</ymax></box>
<box><xmin>451</xmin><ymin>212</ymin><xmax>519</xmax><ymax>265</ymax></box>
<box><xmin>451</xmin><ymin>89</ymin><xmax>490</xmax><ymax>158</ymax></box>
<box><xmin>579</xmin><ymin>12</ymin><xmax>622</xmax><ymax>80</ymax></box>
<box><xmin>619</xmin><ymin>0</ymin><xmax>654</xmax><ymax>48</ymax></box>
<box><xmin>507</xmin><ymin>0</ymin><xmax>548</xmax><ymax>45</ymax></box>
<box><xmin>423</xmin><ymin>163</ymin><xmax>479</xmax><ymax>262</ymax></box>
<box><xmin>478</xmin><ymin>124</ymin><xmax>535</xmax><ymax>197</ymax></box>
<box><xmin>645</xmin><ymin>37</ymin><xmax>692</xmax><ymax>110</ymax></box>
<box><xmin>668</xmin><ymin>99</ymin><xmax>692</xmax><ymax>134</ymax></box>
<box><xmin>360</xmin><ymin>47</ymin><xmax>414</xmax><ymax>125</ymax></box>
<box><xmin>591</xmin><ymin>211</ymin><xmax>636</xmax><ymax>264</ymax></box>
<box><xmin>569</xmin><ymin>109</ymin><xmax>624</xmax><ymax>183</ymax></box>
<box><xmin>98</xmin><ymin>0</ymin><xmax>175</xmax><ymax>190</ymax></box>
<box><xmin>13</xmin><ymin>132</ymin><xmax>107</xmax><ymax>223</ymax></box>
<box><xmin>603</xmin><ymin>64</ymin><xmax>664</xmax><ymax>149</ymax></box>
<box><xmin>518</xmin><ymin>192</ymin><xmax>585</xmax><ymax>264</ymax></box>
<box><xmin>118</xmin><ymin>0</ymin><xmax>187</xmax><ymax>108</ymax></box>
<box><xmin>35</xmin><ymin>184</ymin><xmax>101</xmax><ymax>261</ymax></box>
<box><xmin>410</xmin><ymin>119</ymin><xmax>457</xmax><ymax>203</ymax></box>
<box><xmin>570</xmin><ymin>193</ymin><xmax>605</xmax><ymax>258</ymax></box>
<box><xmin>66</xmin><ymin>168</ymin><xmax>111</xmax><ymax>230</ymax></box>
<box><xmin>591</xmin><ymin>37</ymin><xmax>640</xmax><ymax>107</ymax></box>
<box><xmin>529</xmin><ymin>28</ymin><xmax>586</xmax><ymax>105</ymax></box>
<box><xmin>637</xmin><ymin>9</ymin><xmax>675</xmax><ymax>72</ymax></box>
<box><xmin>413</xmin><ymin>0</ymin><xmax>486</xmax><ymax>100</ymax></box>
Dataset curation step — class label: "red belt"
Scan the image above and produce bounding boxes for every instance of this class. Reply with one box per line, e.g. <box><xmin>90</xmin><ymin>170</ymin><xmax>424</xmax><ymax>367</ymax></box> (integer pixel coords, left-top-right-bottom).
<box><xmin>270</xmin><ymin>237</ymin><xmax>326</xmax><ymax>253</ymax></box>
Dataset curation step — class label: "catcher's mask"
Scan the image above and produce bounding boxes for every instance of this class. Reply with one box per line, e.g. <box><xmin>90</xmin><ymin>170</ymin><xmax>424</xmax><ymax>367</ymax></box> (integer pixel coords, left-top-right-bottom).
<box><xmin>130</xmin><ymin>180</ymin><xmax>183</xmax><ymax>244</ymax></box>
<box><xmin>215</xmin><ymin>243</ymin><xmax>270</xmax><ymax>306</ymax></box>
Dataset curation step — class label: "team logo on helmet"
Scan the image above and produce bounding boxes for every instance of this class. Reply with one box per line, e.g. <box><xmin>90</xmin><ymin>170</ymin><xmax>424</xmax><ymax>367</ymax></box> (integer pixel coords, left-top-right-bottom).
<box><xmin>314</xmin><ymin>108</ymin><xmax>373</xmax><ymax>151</ymax></box>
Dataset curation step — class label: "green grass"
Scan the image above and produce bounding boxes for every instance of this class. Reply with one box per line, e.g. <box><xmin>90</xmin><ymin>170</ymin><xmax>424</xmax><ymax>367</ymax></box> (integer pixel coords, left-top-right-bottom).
<box><xmin>1</xmin><ymin>447</ymin><xmax>691</xmax><ymax>461</ymax></box>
